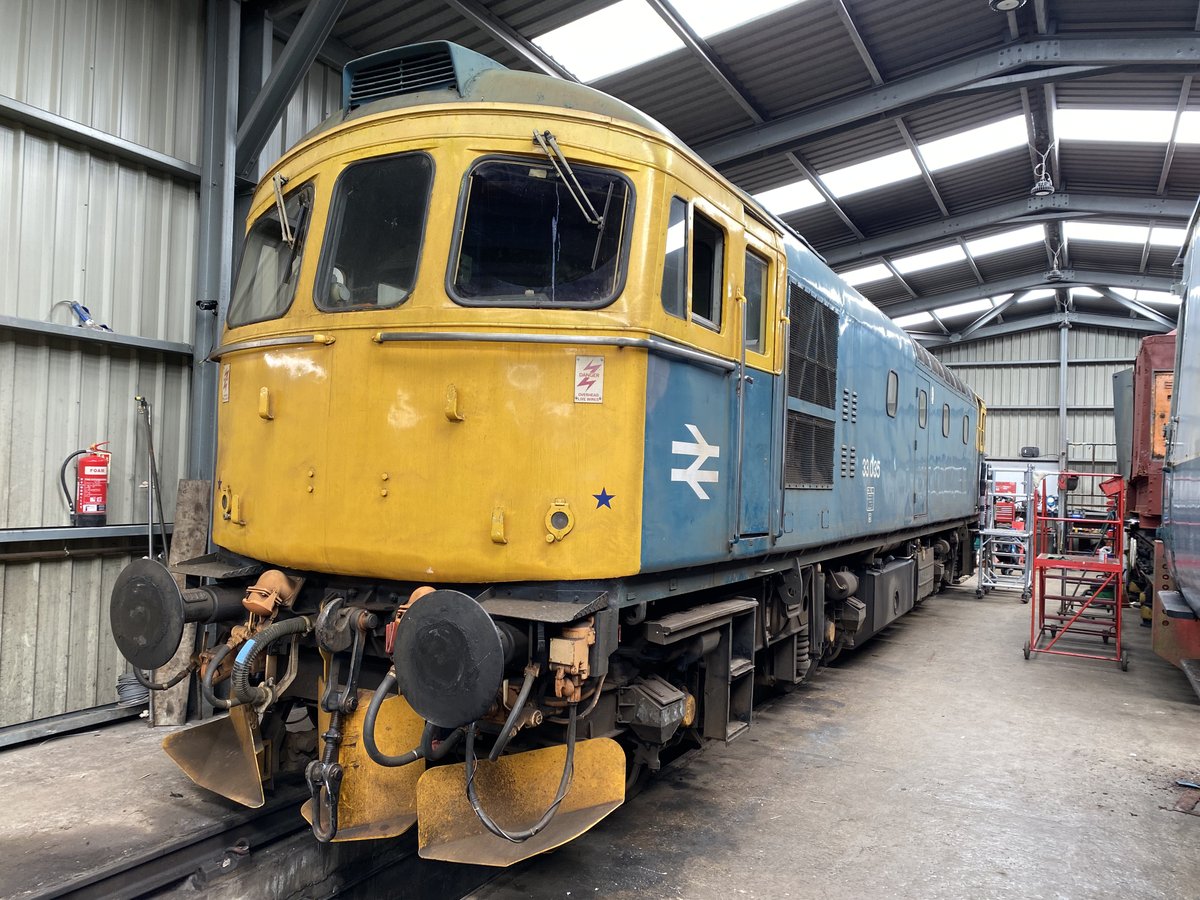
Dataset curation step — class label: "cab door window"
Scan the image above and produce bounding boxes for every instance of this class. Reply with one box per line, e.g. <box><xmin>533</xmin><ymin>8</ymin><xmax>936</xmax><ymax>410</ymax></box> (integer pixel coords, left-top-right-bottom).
<box><xmin>691</xmin><ymin>211</ymin><xmax>724</xmax><ymax>330</ymax></box>
<box><xmin>743</xmin><ymin>250</ymin><xmax>769</xmax><ymax>352</ymax></box>
<box><xmin>661</xmin><ymin>198</ymin><xmax>687</xmax><ymax>319</ymax></box>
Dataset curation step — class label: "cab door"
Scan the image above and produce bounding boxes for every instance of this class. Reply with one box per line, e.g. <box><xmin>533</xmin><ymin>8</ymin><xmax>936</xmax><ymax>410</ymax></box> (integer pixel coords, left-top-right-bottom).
<box><xmin>736</xmin><ymin>226</ymin><xmax>782</xmax><ymax>539</ymax></box>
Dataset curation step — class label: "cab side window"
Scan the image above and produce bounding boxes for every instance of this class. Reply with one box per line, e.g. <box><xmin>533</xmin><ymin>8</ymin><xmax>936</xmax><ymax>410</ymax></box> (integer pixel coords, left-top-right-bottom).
<box><xmin>660</xmin><ymin>198</ymin><xmax>726</xmax><ymax>331</ymax></box>
<box><xmin>918</xmin><ymin>389</ymin><xmax>928</xmax><ymax>428</ymax></box>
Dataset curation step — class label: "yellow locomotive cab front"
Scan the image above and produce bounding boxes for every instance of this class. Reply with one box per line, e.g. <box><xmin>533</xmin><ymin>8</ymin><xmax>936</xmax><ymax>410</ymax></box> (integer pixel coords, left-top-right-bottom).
<box><xmin>212</xmin><ymin>106</ymin><xmax>662</xmax><ymax>586</ymax></box>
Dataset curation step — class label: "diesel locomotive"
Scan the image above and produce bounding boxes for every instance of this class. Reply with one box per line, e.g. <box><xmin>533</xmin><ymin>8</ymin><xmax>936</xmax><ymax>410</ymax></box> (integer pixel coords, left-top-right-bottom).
<box><xmin>110</xmin><ymin>42</ymin><xmax>985</xmax><ymax>866</ymax></box>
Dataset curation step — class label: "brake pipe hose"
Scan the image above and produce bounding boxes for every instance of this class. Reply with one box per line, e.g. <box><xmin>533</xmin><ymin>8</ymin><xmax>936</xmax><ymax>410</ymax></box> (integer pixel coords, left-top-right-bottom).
<box><xmin>362</xmin><ymin>669</ymin><xmax>465</xmax><ymax>767</ymax></box>
<box><xmin>201</xmin><ymin>643</ymin><xmax>240</xmax><ymax>709</ymax></box>
<box><xmin>488</xmin><ymin>665</ymin><xmax>537</xmax><ymax>762</ymax></box>
<box><xmin>232</xmin><ymin>616</ymin><xmax>311</xmax><ymax>704</ymax></box>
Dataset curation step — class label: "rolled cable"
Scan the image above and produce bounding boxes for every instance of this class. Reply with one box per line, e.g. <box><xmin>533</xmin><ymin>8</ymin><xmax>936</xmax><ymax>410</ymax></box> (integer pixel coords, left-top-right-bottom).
<box><xmin>232</xmin><ymin>616</ymin><xmax>311</xmax><ymax>704</ymax></box>
<box><xmin>464</xmin><ymin>702</ymin><xmax>577</xmax><ymax>844</ymax></box>
<box><xmin>489</xmin><ymin>666</ymin><xmax>537</xmax><ymax>762</ymax></box>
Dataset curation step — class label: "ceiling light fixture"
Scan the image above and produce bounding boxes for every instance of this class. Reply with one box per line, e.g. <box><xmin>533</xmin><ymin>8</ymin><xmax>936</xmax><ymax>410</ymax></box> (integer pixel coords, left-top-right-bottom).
<box><xmin>1030</xmin><ymin>144</ymin><xmax>1055</xmax><ymax>197</ymax></box>
<box><xmin>988</xmin><ymin>0</ymin><xmax>1026</xmax><ymax>11</ymax></box>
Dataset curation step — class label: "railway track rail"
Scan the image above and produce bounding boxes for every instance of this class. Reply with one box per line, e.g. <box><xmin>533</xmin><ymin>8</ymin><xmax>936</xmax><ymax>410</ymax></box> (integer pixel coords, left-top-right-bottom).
<box><xmin>25</xmin><ymin>787</ymin><xmax>310</xmax><ymax>900</ymax></box>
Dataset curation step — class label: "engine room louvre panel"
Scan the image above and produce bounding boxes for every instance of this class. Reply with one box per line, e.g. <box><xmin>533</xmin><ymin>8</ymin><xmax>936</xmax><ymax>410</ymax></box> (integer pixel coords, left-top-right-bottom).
<box><xmin>786</xmin><ymin>411</ymin><xmax>835</xmax><ymax>489</ymax></box>
<box><xmin>346</xmin><ymin>49</ymin><xmax>456</xmax><ymax>108</ymax></box>
<box><xmin>788</xmin><ymin>283</ymin><xmax>839</xmax><ymax>408</ymax></box>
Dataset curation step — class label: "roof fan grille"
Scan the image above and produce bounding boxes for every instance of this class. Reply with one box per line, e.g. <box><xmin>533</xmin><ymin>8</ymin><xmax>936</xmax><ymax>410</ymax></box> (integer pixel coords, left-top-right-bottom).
<box><xmin>347</xmin><ymin>50</ymin><xmax>457</xmax><ymax>109</ymax></box>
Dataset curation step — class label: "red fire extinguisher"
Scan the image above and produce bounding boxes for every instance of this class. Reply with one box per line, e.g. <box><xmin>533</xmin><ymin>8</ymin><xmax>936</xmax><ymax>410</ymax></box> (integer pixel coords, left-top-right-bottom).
<box><xmin>61</xmin><ymin>442</ymin><xmax>110</xmax><ymax>526</ymax></box>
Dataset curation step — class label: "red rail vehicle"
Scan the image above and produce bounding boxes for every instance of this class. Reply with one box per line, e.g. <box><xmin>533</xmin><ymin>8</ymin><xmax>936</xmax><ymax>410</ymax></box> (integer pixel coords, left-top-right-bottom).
<box><xmin>1113</xmin><ymin>332</ymin><xmax>1176</xmax><ymax>616</ymax></box>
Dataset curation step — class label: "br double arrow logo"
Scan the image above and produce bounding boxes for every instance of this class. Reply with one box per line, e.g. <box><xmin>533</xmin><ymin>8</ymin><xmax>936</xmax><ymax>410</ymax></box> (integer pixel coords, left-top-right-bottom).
<box><xmin>670</xmin><ymin>424</ymin><xmax>720</xmax><ymax>500</ymax></box>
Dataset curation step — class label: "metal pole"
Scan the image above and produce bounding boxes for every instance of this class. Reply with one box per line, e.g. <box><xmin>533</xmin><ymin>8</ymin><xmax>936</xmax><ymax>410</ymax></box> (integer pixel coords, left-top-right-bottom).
<box><xmin>190</xmin><ymin>0</ymin><xmax>241</xmax><ymax>482</ymax></box>
<box><xmin>1058</xmin><ymin>317</ymin><xmax>1070</xmax><ymax>470</ymax></box>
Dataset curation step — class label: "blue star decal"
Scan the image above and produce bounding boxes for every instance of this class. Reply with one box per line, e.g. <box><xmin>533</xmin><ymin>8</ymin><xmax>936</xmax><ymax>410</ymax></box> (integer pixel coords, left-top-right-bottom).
<box><xmin>593</xmin><ymin>488</ymin><xmax>614</xmax><ymax>509</ymax></box>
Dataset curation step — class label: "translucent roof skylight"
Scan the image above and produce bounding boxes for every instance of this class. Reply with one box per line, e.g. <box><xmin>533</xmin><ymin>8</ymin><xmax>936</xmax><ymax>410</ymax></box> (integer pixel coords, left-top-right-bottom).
<box><xmin>919</xmin><ymin>115</ymin><xmax>1028</xmax><ymax>171</ymax></box>
<box><xmin>823</xmin><ymin>149</ymin><xmax>921</xmax><ymax>198</ymax></box>
<box><xmin>675</xmin><ymin>0</ymin><xmax>810</xmax><ymax>36</ymax></box>
<box><xmin>965</xmin><ymin>224</ymin><xmax>1045</xmax><ymax>257</ymax></box>
<box><xmin>1070</xmin><ymin>287</ymin><xmax>1102</xmax><ymax>298</ymax></box>
<box><xmin>1150</xmin><ymin>226</ymin><xmax>1188</xmax><ymax>248</ymax></box>
<box><xmin>893</xmin><ymin>244</ymin><xmax>967</xmax><ymax>274</ymax></box>
<box><xmin>1055</xmin><ymin>108</ymin><xmax>1176</xmax><ymax>143</ymax></box>
<box><xmin>1114</xmin><ymin>288</ymin><xmax>1181</xmax><ymax>305</ymax></box>
<box><xmin>1016</xmin><ymin>289</ymin><xmax>1056</xmax><ymax>303</ymax></box>
<box><xmin>810</xmin><ymin>114</ymin><xmax>1031</xmax><ymax>201</ymax></box>
<box><xmin>1064</xmin><ymin>221</ymin><xmax>1150</xmax><ymax>244</ymax></box>
<box><xmin>1175</xmin><ymin>110</ymin><xmax>1200</xmax><ymax>144</ymax></box>
<box><xmin>753</xmin><ymin>180</ymin><xmax>822</xmax><ymax>216</ymax></box>
<box><xmin>533</xmin><ymin>0</ymin><xmax>683</xmax><ymax>82</ymax></box>
<box><xmin>935</xmin><ymin>298</ymin><xmax>994</xmax><ymax>320</ymax></box>
<box><xmin>840</xmin><ymin>263</ymin><xmax>892</xmax><ymax>286</ymax></box>
<box><xmin>533</xmin><ymin>0</ymin><xmax>809</xmax><ymax>83</ymax></box>
<box><xmin>894</xmin><ymin>312</ymin><xmax>933</xmax><ymax>329</ymax></box>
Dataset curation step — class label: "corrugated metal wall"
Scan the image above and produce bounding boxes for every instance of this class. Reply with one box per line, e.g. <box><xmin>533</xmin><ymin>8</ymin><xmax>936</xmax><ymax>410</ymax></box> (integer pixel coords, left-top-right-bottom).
<box><xmin>0</xmin><ymin>0</ymin><xmax>204</xmax><ymax>164</ymax></box>
<box><xmin>259</xmin><ymin>40</ymin><xmax>342</xmax><ymax>171</ymax></box>
<box><xmin>932</xmin><ymin>326</ymin><xmax>1142</xmax><ymax>470</ymax></box>
<box><xmin>0</xmin><ymin>0</ymin><xmax>204</xmax><ymax>726</ymax></box>
<box><xmin>0</xmin><ymin>554</ymin><xmax>135</xmax><ymax>726</ymax></box>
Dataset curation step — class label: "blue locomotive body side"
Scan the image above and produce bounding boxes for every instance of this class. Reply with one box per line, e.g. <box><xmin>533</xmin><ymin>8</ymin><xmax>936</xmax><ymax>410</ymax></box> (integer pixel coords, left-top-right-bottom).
<box><xmin>640</xmin><ymin>238</ymin><xmax>980</xmax><ymax>575</ymax></box>
<box><xmin>1166</xmin><ymin>216</ymin><xmax>1200</xmax><ymax>606</ymax></box>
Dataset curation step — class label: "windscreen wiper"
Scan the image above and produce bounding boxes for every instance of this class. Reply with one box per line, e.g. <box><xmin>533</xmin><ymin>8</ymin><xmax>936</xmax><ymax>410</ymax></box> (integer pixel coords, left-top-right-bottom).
<box><xmin>273</xmin><ymin>173</ymin><xmax>295</xmax><ymax>248</ymax></box>
<box><xmin>532</xmin><ymin>130</ymin><xmax>603</xmax><ymax>230</ymax></box>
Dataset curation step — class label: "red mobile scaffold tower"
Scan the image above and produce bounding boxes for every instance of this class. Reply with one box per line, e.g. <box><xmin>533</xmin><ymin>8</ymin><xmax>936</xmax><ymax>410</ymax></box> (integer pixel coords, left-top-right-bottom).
<box><xmin>1024</xmin><ymin>471</ymin><xmax>1128</xmax><ymax>670</ymax></box>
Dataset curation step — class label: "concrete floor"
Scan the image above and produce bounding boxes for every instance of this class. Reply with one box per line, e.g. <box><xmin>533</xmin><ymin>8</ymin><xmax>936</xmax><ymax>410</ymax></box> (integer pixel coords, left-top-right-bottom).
<box><xmin>475</xmin><ymin>581</ymin><xmax>1200</xmax><ymax>900</ymax></box>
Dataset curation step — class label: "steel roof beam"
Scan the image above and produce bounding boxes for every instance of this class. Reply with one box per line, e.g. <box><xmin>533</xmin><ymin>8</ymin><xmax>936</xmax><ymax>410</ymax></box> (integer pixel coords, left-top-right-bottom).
<box><xmin>824</xmin><ymin>193</ymin><xmax>1191</xmax><ymax>266</ymax></box>
<box><xmin>273</xmin><ymin>13</ymin><xmax>359</xmax><ymax>69</ymax></box>
<box><xmin>882</xmin><ymin>269</ymin><xmax>1176</xmax><ymax>317</ymax></box>
<box><xmin>236</xmin><ymin>0</ymin><xmax>347</xmax><ymax>179</ymax></box>
<box><xmin>1096</xmin><ymin>288</ymin><xmax>1177</xmax><ymax>329</ymax></box>
<box><xmin>882</xmin><ymin>260</ymin><xmax>918</xmax><ymax>298</ymax></box>
<box><xmin>958</xmin><ymin>291</ymin><xmax>1029</xmax><ymax>337</ymax></box>
<box><xmin>444</xmin><ymin>0</ymin><xmax>576</xmax><ymax>80</ymax></box>
<box><xmin>645</xmin><ymin>0</ymin><xmax>763</xmax><ymax>121</ymax></box>
<box><xmin>916</xmin><ymin>311</ymin><xmax>1171</xmax><ymax>347</ymax></box>
<box><xmin>697</xmin><ymin>35</ymin><xmax>1200</xmax><ymax>167</ymax></box>
<box><xmin>945</xmin><ymin>64</ymin><xmax>1114</xmax><ymax>97</ymax></box>
<box><xmin>646</xmin><ymin>0</ymin><xmax>866</xmax><ymax>238</ymax></box>
<box><xmin>1157</xmin><ymin>75</ymin><xmax>1193</xmax><ymax>195</ymax></box>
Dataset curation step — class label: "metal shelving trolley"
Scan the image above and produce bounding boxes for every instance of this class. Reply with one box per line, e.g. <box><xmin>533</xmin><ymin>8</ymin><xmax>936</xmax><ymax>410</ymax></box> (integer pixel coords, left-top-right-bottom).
<box><xmin>977</xmin><ymin>464</ymin><xmax>1035</xmax><ymax>601</ymax></box>
<box><xmin>1024</xmin><ymin>471</ymin><xmax>1128</xmax><ymax>669</ymax></box>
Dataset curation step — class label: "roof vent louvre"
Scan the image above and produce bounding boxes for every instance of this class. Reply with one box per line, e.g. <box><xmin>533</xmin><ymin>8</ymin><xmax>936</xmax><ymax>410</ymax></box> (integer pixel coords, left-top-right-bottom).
<box><xmin>342</xmin><ymin>41</ymin><xmax>508</xmax><ymax>111</ymax></box>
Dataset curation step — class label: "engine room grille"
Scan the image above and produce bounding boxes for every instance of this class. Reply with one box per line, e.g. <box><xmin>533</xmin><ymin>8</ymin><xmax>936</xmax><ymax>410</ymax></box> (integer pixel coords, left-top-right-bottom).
<box><xmin>345</xmin><ymin>47</ymin><xmax>457</xmax><ymax>109</ymax></box>
<box><xmin>787</xmin><ymin>283</ymin><xmax>839</xmax><ymax>409</ymax></box>
<box><xmin>786</xmin><ymin>411</ymin><xmax>835</xmax><ymax>489</ymax></box>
